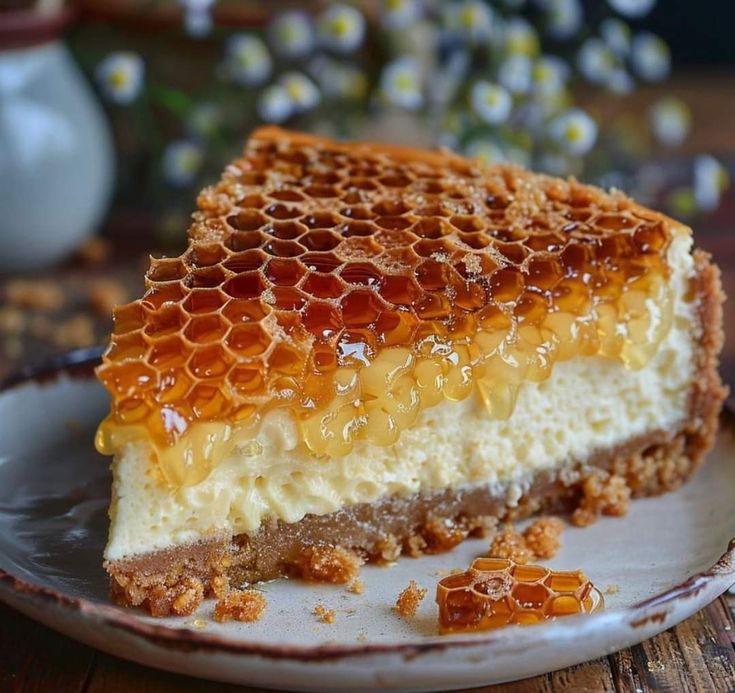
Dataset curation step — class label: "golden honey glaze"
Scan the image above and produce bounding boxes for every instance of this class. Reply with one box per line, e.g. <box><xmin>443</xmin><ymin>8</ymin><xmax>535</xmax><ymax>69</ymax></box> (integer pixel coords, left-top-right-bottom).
<box><xmin>96</xmin><ymin>127</ymin><xmax>675</xmax><ymax>486</ymax></box>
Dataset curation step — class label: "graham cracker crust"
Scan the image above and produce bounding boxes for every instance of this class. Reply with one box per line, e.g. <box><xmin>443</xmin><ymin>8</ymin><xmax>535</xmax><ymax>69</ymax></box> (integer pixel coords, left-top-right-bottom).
<box><xmin>106</xmin><ymin>252</ymin><xmax>727</xmax><ymax>617</ymax></box>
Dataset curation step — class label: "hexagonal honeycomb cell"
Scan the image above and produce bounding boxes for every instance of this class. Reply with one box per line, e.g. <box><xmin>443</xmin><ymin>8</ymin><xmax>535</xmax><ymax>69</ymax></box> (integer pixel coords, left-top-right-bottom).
<box><xmin>96</xmin><ymin>127</ymin><xmax>675</xmax><ymax>485</ymax></box>
<box><xmin>436</xmin><ymin>557</ymin><xmax>604</xmax><ymax>634</ymax></box>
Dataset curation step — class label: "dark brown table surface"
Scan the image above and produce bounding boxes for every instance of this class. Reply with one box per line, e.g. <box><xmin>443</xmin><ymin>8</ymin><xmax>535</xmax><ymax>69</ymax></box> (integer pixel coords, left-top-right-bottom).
<box><xmin>1</xmin><ymin>74</ymin><xmax>735</xmax><ymax>690</ymax></box>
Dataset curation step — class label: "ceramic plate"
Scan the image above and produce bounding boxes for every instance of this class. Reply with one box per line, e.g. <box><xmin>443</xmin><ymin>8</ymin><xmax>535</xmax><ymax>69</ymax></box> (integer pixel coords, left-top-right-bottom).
<box><xmin>1</xmin><ymin>352</ymin><xmax>734</xmax><ymax>692</ymax></box>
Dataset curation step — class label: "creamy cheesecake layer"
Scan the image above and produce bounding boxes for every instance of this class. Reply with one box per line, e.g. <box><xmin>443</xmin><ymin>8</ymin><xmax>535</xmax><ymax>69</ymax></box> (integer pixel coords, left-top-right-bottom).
<box><xmin>104</xmin><ymin>231</ymin><xmax>698</xmax><ymax>562</ymax></box>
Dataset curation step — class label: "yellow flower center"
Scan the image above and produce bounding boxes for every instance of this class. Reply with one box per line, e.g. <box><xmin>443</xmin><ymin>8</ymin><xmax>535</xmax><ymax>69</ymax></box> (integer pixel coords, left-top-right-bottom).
<box><xmin>395</xmin><ymin>73</ymin><xmax>415</xmax><ymax>91</ymax></box>
<box><xmin>109</xmin><ymin>68</ymin><xmax>129</xmax><ymax>89</ymax></box>
<box><xmin>460</xmin><ymin>7</ymin><xmax>479</xmax><ymax>28</ymax></box>
<box><xmin>331</xmin><ymin>16</ymin><xmax>351</xmax><ymax>37</ymax></box>
<box><xmin>565</xmin><ymin>124</ymin><xmax>582</xmax><ymax>142</ymax></box>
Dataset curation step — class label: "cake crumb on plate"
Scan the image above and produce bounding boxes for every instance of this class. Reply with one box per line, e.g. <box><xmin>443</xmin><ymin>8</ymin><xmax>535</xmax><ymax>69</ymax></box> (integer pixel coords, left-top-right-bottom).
<box><xmin>213</xmin><ymin>590</ymin><xmax>267</xmax><ymax>623</ymax></box>
<box><xmin>347</xmin><ymin>578</ymin><xmax>364</xmax><ymax>594</ymax></box>
<box><xmin>313</xmin><ymin>604</ymin><xmax>336</xmax><ymax>623</ymax></box>
<box><xmin>523</xmin><ymin>516</ymin><xmax>564</xmax><ymax>559</ymax></box>
<box><xmin>488</xmin><ymin>525</ymin><xmax>534</xmax><ymax>564</ymax></box>
<box><xmin>394</xmin><ymin>580</ymin><xmax>427</xmax><ymax>618</ymax></box>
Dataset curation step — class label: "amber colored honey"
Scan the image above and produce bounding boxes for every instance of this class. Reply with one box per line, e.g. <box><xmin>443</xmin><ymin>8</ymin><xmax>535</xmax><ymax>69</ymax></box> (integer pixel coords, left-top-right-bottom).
<box><xmin>436</xmin><ymin>557</ymin><xmax>604</xmax><ymax>634</ymax></box>
<box><xmin>95</xmin><ymin>128</ymin><xmax>675</xmax><ymax>485</ymax></box>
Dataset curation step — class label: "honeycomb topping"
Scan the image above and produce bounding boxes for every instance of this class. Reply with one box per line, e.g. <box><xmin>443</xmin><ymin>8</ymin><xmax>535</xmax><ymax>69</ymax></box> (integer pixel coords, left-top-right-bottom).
<box><xmin>96</xmin><ymin>127</ymin><xmax>678</xmax><ymax>484</ymax></box>
<box><xmin>436</xmin><ymin>557</ymin><xmax>604</xmax><ymax>634</ymax></box>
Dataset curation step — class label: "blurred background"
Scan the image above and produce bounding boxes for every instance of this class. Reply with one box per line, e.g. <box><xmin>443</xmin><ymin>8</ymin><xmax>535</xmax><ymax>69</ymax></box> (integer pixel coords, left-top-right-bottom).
<box><xmin>0</xmin><ymin>0</ymin><xmax>733</xmax><ymax>393</ymax></box>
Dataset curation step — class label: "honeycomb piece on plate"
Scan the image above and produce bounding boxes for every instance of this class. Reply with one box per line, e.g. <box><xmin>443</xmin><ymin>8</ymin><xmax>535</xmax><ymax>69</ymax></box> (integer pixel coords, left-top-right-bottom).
<box><xmin>436</xmin><ymin>557</ymin><xmax>604</xmax><ymax>634</ymax></box>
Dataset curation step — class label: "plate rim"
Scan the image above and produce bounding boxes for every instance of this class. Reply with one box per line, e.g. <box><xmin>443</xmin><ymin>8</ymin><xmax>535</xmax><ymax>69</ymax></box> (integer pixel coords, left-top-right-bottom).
<box><xmin>1</xmin><ymin>351</ymin><xmax>734</xmax><ymax>664</ymax></box>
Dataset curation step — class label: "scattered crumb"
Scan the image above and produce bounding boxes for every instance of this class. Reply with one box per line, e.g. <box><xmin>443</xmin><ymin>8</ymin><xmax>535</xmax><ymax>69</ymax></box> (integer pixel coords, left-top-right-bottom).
<box><xmin>375</xmin><ymin>534</ymin><xmax>401</xmax><ymax>563</ymax></box>
<box><xmin>50</xmin><ymin>314</ymin><xmax>95</xmax><ymax>349</ymax></box>
<box><xmin>347</xmin><ymin>578</ymin><xmax>364</xmax><ymax>595</ymax></box>
<box><xmin>605</xmin><ymin>584</ymin><xmax>620</xmax><ymax>596</ymax></box>
<box><xmin>191</xmin><ymin>618</ymin><xmax>208</xmax><ymax>630</ymax></box>
<box><xmin>291</xmin><ymin>546</ymin><xmax>362</xmax><ymax>584</ymax></box>
<box><xmin>170</xmin><ymin>577</ymin><xmax>204</xmax><ymax>617</ymax></box>
<box><xmin>394</xmin><ymin>580</ymin><xmax>427</xmax><ymax>618</ymax></box>
<box><xmin>213</xmin><ymin>589</ymin><xmax>267</xmax><ymax>623</ymax></box>
<box><xmin>572</xmin><ymin>472</ymin><xmax>631</xmax><ymax>527</ymax></box>
<box><xmin>0</xmin><ymin>306</ymin><xmax>25</xmax><ymax>334</ymax></box>
<box><xmin>404</xmin><ymin>534</ymin><xmax>427</xmax><ymax>558</ymax></box>
<box><xmin>523</xmin><ymin>516</ymin><xmax>564</xmax><ymax>559</ymax></box>
<box><xmin>488</xmin><ymin>525</ymin><xmax>534</xmax><ymax>564</ymax></box>
<box><xmin>211</xmin><ymin>574</ymin><xmax>230</xmax><ymax>599</ymax></box>
<box><xmin>76</xmin><ymin>236</ymin><xmax>111</xmax><ymax>265</ymax></box>
<box><xmin>5</xmin><ymin>279</ymin><xmax>64</xmax><ymax>310</ymax></box>
<box><xmin>88</xmin><ymin>278</ymin><xmax>128</xmax><ymax>316</ymax></box>
<box><xmin>313</xmin><ymin>604</ymin><xmax>336</xmax><ymax>624</ymax></box>
<box><xmin>356</xmin><ymin>631</ymin><xmax>367</xmax><ymax>642</ymax></box>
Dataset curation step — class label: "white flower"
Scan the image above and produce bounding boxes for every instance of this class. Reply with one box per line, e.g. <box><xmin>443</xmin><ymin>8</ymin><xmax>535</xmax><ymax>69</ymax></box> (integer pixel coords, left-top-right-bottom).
<box><xmin>381</xmin><ymin>0</ymin><xmax>422</xmax><ymax>30</ymax></box>
<box><xmin>608</xmin><ymin>68</ymin><xmax>634</xmax><ymax>94</ymax></box>
<box><xmin>694</xmin><ymin>155</ymin><xmax>729</xmax><ymax>212</ymax></box>
<box><xmin>630</xmin><ymin>32</ymin><xmax>670</xmax><ymax>82</ymax></box>
<box><xmin>544</xmin><ymin>0</ymin><xmax>583</xmax><ymax>41</ymax></box>
<box><xmin>550</xmin><ymin>108</ymin><xmax>598</xmax><ymax>156</ymax></box>
<box><xmin>445</xmin><ymin>0</ymin><xmax>494</xmax><ymax>44</ymax></box>
<box><xmin>180</xmin><ymin>0</ymin><xmax>215</xmax><ymax>37</ymax></box>
<box><xmin>577</xmin><ymin>38</ymin><xmax>617</xmax><ymax>85</ymax></box>
<box><xmin>95</xmin><ymin>52</ymin><xmax>144</xmax><ymax>104</ymax></box>
<box><xmin>429</xmin><ymin>49</ymin><xmax>470</xmax><ymax>106</ymax></box>
<box><xmin>465</xmin><ymin>138</ymin><xmax>505</xmax><ymax>165</ymax></box>
<box><xmin>380</xmin><ymin>56</ymin><xmax>423</xmax><ymax>110</ymax></box>
<box><xmin>532</xmin><ymin>55</ymin><xmax>569</xmax><ymax>95</ymax></box>
<box><xmin>317</xmin><ymin>4</ymin><xmax>366</xmax><ymax>54</ymax></box>
<box><xmin>498</xmin><ymin>54</ymin><xmax>533</xmax><ymax>94</ymax></box>
<box><xmin>226</xmin><ymin>34</ymin><xmax>272</xmax><ymax>86</ymax></box>
<box><xmin>600</xmin><ymin>18</ymin><xmax>631</xmax><ymax>57</ymax></box>
<box><xmin>257</xmin><ymin>85</ymin><xmax>293</xmax><ymax>123</ymax></box>
<box><xmin>279</xmin><ymin>72</ymin><xmax>320</xmax><ymax>112</ymax></box>
<box><xmin>503</xmin><ymin>18</ymin><xmax>539</xmax><ymax>56</ymax></box>
<box><xmin>268</xmin><ymin>11</ymin><xmax>315</xmax><ymax>59</ymax></box>
<box><xmin>649</xmin><ymin>97</ymin><xmax>691</xmax><ymax>148</ymax></box>
<box><xmin>309</xmin><ymin>56</ymin><xmax>367</xmax><ymax>99</ymax></box>
<box><xmin>470</xmin><ymin>81</ymin><xmax>512</xmax><ymax>125</ymax></box>
<box><xmin>186</xmin><ymin>102</ymin><xmax>221</xmax><ymax>138</ymax></box>
<box><xmin>162</xmin><ymin>140</ymin><xmax>203</xmax><ymax>187</ymax></box>
<box><xmin>607</xmin><ymin>0</ymin><xmax>656</xmax><ymax>18</ymax></box>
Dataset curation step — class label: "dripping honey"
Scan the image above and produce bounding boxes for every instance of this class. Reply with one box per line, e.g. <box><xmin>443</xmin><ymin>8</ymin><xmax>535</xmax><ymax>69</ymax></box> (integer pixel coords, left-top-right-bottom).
<box><xmin>96</xmin><ymin>132</ymin><xmax>674</xmax><ymax>486</ymax></box>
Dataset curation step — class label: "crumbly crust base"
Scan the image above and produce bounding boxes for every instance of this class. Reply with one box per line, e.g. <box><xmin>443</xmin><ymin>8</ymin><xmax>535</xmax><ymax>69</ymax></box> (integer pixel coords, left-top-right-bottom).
<box><xmin>105</xmin><ymin>252</ymin><xmax>726</xmax><ymax>616</ymax></box>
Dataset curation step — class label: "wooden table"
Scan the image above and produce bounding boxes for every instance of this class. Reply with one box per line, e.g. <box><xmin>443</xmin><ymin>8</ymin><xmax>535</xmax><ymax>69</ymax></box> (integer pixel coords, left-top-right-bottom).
<box><xmin>2</xmin><ymin>149</ymin><xmax>735</xmax><ymax>692</ymax></box>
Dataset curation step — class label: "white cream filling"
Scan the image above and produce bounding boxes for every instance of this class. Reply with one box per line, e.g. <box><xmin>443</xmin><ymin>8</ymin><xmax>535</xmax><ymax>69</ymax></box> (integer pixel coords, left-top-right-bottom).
<box><xmin>105</xmin><ymin>231</ymin><xmax>698</xmax><ymax>561</ymax></box>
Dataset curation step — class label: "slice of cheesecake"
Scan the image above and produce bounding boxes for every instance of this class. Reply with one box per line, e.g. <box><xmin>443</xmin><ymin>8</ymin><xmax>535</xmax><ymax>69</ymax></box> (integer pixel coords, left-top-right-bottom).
<box><xmin>96</xmin><ymin>127</ymin><xmax>726</xmax><ymax>616</ymax></box>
